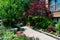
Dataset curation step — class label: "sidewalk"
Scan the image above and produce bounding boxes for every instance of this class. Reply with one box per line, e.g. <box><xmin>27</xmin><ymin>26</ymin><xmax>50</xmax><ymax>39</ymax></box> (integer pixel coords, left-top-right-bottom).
<box><xmin>21</xmin><ymin>26</ymin><xmax>57</xmax><ymax>40</ymax></box>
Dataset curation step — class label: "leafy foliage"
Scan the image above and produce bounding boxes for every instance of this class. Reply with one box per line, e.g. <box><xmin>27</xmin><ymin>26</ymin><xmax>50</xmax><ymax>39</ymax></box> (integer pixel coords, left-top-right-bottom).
<box><xmin>0</xmin><ymin>0</ymin><xmax>31</xmax><ymax>28</ymax></box>
<box><xmin>26</xmin><ymin>2</ymin><xmax>46</xmax><ymax>16</ymax></box>
<box><xmin>22</xmin><ymin>0</ymin><xmax>31</xmax><ymax>11</ymax></box>
<box><xmin>56</xmin><ymin>22</ymin><xmax>60</xmax><ymax>31</ymax></box>
<box><xmin>40</xmin><ymin>17</ymin><xmax>54</xmax><ymax>29</ymax></box>
<box><xmin>47</xmin><ymin>25</ymin><xmax>56</xmax><ymax>32</ymax></box>
<box><xmin>0</xmin><ymin>29</ymin><xmax>28</xmax><ymax>40</ymax></box>
<box><xmin>0</xmin><ymin>0</ymin><xmax>24</xmax><ymax>19</ymax></box>
<box><xmin>27</xmin><ymin>16</ymin><xmax>54</xmax><ymax>29</ymax></box>
<box><xmin>25</xmin><ymin>2</ymin><xmax>52</xmax><ymax>19</ymax></box>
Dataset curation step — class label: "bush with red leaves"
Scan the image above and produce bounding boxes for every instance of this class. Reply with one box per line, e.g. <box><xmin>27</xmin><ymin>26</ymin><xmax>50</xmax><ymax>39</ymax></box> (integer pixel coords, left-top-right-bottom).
<box><xmin>25</xmin><ymin>2</ymin><xmax>46</xmax><ymax>16</ymax></box>
<box><xmin>47</xmin><ymin>25</ymin><xmax>56</xmax><ymax>32</ymax></box>
<box><xmin>25</xmin><ymin>2</ymin><xmax>52</xmax><ymax>18</ymax></box>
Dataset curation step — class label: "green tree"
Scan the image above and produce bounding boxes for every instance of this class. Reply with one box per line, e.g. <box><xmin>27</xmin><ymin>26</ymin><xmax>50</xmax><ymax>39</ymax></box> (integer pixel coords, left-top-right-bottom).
<box><xmin>0</xmin><ymin>0</ymin><xmax>24</xmax><ymax>19</ymax></box>
<box><xmin>0</xmin><ymin>0</ymin><xmax>25</xmax><ymax>28</ymax></box>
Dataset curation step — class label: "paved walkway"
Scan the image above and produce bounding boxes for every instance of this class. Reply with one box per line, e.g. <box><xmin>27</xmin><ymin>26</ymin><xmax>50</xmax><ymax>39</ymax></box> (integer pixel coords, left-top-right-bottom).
<box><xmin>21</xmin><ymin>26</ymin><xmax>57</xmax><ymax>40</ymax></box>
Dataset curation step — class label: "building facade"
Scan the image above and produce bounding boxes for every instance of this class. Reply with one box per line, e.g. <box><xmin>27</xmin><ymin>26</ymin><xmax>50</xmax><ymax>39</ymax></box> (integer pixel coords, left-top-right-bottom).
<box><xmin>46</xmin><ymin>0</ymin><xmax>60</xmax><ymax>23</ymax></box>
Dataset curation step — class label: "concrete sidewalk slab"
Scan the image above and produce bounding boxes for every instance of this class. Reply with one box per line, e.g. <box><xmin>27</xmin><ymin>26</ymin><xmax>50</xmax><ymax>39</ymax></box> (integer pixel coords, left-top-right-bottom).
<box><xmin>21</xmin><ymin>26</ymin><xmax>57</xmax><ymax>40</ymax></box>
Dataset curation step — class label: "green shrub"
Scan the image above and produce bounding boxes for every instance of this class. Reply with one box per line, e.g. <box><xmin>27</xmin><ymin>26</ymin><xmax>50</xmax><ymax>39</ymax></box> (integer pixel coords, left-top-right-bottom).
<box><xmin>27</xmin><ymin>16</ymin><xmax>54</xmax><ymax>29</ymax></box>
<box><xmin>40</xmin><ymin>17</ymin><xmax>54</xmax><ymax>29</ymax></box>
<box><xmin>0</xmin><ymin>0</ymin><xmax>24</xmax><ymax>19</ymax></box>
<box><xmin>12</xmin><ymin>36</ymin><xmax>28</xmax><ymax>40</ymax></box>
<box><xmin>56</xmin><ymin>22</ymin><xmax>60</xmax><ymax>32</ymax></box>
<box><xmin>0</xmin><ymin>0</ymin><xmax>31</xmax><ymax>28</ymax></box>
<box><xmin>1</xmin><ymin>29</ymin><xmax>28</xmax><ymax>40</ymax></box>
<box><xmin>0</xmin><ymin>0</ymin><xmax>24</xmax><ymax>28</ymax></box>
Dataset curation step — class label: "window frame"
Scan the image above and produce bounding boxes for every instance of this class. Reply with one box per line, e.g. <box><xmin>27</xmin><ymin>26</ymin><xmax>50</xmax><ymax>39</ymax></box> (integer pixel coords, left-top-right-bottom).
<box><xmin>49</xmin><ymin>0</ymin><xmax>60</xmax><ymax>11</ymax></box>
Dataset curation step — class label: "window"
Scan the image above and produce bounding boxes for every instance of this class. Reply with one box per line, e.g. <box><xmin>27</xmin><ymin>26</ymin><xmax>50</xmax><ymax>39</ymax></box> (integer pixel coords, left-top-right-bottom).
<box><xmin>50</xmin><ymin>0</ymin><xmax>60</xmax><ymax>11</ymax></box>
<box><xmin>53</xmin><ymin>18</ymin><xmax>60</xmax><ymax>24</ymax></box>
<box><xmin>56</xmin><ymin>0</ymin><xmax>60</xmax><ymax>11</ymax></box>
<box><xmin>53</xmin><ymin>18</ymin><xmax>58</xmax><ymax>23</ymax></box>
<box><xmin>58</xmin><ymin>18</ymin><xmax>60</xmax><ymax>22</ymax></box>
<box><xmin>50</xmin><ymin>0</ymin><xmax>55</xmax><ymax>11</ymax></box>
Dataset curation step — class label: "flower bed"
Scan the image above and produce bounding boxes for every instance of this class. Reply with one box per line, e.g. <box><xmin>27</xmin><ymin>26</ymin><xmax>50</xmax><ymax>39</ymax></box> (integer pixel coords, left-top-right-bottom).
<box><xmin>0</xmin><ymin>26</ymin><xmax>39</xmax><ymax>40</ymax></box>
<box><xmin>27</xmin><ymin>16</ymin><xmax>60</xmax><ymax>38</ymax></box>
<box><xmin>33</xmin><ymin>25</ymin><xmax>60</xmax><ymax>39</ymax></box>
<box><xmin>0</xmin><ymin>29</ymin><xmax>25</xmax><ymax>40</ymax></box>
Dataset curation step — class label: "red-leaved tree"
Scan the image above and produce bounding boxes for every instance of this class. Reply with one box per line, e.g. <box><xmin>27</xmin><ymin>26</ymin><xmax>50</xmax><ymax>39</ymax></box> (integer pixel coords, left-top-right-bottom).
<box><xmin>22</xmin><ymin>2</ymin><xmax>53</xmax><ymax>26</ymax></box>
<box><xmin>25</xmin><ymin>2</ymin><xmax>52</xmax><ymax>18</ymax></box>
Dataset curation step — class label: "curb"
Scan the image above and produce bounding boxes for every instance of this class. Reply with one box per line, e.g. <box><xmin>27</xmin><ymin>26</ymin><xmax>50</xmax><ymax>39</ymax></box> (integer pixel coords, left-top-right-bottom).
<box><xmin>33</xmin><ymin>28</ymin><xmax>60</xmax><ymax>40</ymax></box>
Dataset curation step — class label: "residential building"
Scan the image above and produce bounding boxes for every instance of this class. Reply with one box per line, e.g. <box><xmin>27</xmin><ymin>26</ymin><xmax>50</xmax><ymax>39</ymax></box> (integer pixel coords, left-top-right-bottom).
<box><xmin>46</xmin><ymin>0</ymin><xmax>60</xmax><ymax>23</ymax></box>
